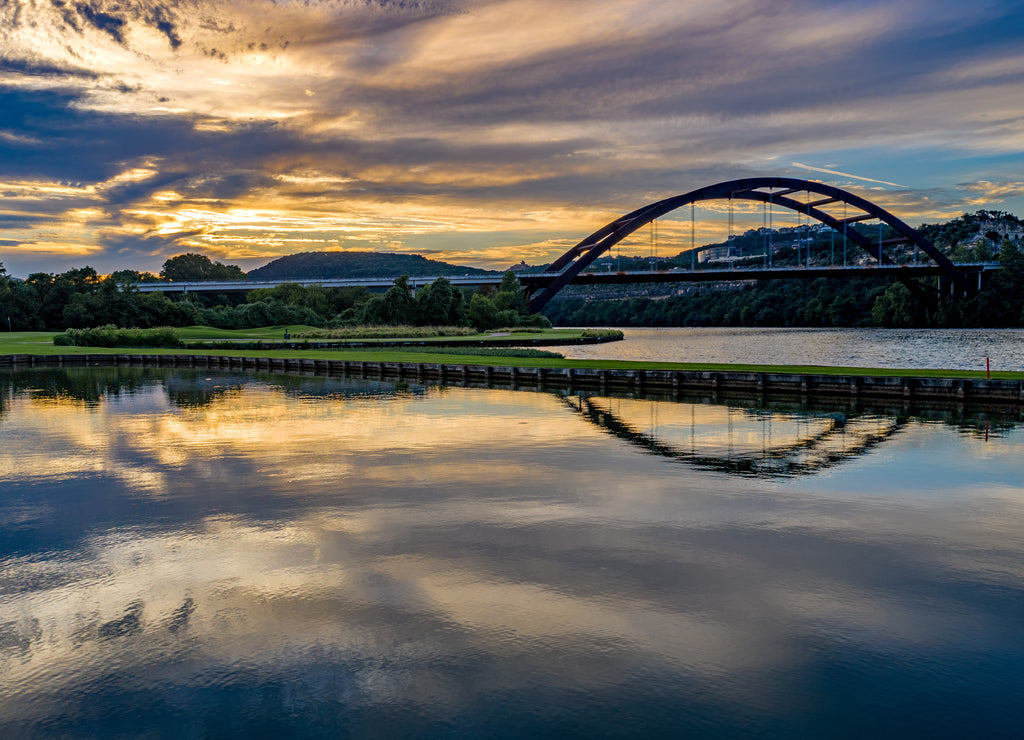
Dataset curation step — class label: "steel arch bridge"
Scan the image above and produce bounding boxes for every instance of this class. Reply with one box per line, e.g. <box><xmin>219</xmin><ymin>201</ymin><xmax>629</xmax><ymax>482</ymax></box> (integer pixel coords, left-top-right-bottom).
<box><xmin>526</xmin><ymin>177</ymin><xmax>972</xmax><ymax>313</ymax></box>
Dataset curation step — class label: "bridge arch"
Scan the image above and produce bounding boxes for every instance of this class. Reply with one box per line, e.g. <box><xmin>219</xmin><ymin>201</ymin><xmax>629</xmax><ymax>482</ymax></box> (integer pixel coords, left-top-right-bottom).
<box><xmin>561</xmin><ymin>395</ymin><xmax>906</xmax><ymax>478</ymax></box>
<box><xmin>527</xmin><ymin>177</ymin><xmax>971</xmax><ymax>313</ymax></box>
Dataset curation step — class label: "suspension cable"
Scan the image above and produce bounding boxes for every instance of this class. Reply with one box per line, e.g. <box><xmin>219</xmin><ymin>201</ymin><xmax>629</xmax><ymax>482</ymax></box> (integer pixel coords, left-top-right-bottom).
<box><xmin>843</xmin><ymin>201</ymin><xmax>847</xmax><ymax>265</ymax></box>
<box><xmin>830</xmin><ymin>218</ymin><xmax>835</xmax><ymax>265</ymax></box>
<box><xmin>691</xmin><ymin>203</ymin><xmax>696</xmax><ymax>269</ymax></box>
<box><xmin>806</xmin><ymin>191</ymin><xmax>812</xmax><ymax>267</ymax></box>
<box><xmin>728</xmin><ymin>194</ymin><xmax>734</xmax><ymax>260</ymax></box>
<box><xmin>763</xmin><ymin>200</ymin><xmax>768</xmax><ymax>268</ymax></box>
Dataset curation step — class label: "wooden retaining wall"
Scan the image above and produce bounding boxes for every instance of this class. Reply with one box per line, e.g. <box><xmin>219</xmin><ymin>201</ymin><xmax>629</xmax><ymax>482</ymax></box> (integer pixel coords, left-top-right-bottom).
<box><xmin>3</xmin><ymin>353</ymin><xmax>1024</xmax><ymax>404</ymax></box>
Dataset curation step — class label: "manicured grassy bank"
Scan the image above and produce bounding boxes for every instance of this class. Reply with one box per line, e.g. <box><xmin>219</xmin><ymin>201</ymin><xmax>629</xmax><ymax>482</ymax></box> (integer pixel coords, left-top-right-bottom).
<box><xmin>1</xmin><ymin>331</ymin><xmax>1022</xmax><ymax>380</ymax></box>
<box><xmin>175</xmin><ymin>326</ymin><xmax>593</xmax><ymax>344</ymax></box>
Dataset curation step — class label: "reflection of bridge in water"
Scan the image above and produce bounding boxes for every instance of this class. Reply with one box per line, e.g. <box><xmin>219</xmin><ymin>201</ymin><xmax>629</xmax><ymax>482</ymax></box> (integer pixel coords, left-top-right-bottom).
<box><xmin>560</xmin><ymin>394</ymin><xmax>907</xmax><ymax>477</ymax></box>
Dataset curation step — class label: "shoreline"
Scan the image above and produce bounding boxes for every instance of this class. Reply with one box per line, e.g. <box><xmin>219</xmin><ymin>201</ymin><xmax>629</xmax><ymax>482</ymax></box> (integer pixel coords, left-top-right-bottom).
<box><xmin>183</xmin><ymin>333</ymin><xmax>622</xmax><ymax>350</ymax></box>
<box><xmin>4</xmin><ymin>352</ymin><xmax>1024</xmax><ymax>405</ymax></box>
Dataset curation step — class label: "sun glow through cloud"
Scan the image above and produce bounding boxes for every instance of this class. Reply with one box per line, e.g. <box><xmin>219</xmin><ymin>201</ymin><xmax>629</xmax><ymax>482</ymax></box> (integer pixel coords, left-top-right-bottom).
<box><xmin>0</xmin><ymin>0</ymin><xmax>1023</xmax><ymax>274</ymax></box>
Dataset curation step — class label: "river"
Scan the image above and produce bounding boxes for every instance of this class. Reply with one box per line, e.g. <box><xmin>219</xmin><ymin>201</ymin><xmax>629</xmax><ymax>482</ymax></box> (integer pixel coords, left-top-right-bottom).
<box><xmin>2</xmin><ymin>366</ymin><xmax>1023</xmax><ymax>738</ymax></box>
<box><xmin>556</xmin><ymin>326</ymin><xmax>1024</xmax><ymax>371</ymax></box>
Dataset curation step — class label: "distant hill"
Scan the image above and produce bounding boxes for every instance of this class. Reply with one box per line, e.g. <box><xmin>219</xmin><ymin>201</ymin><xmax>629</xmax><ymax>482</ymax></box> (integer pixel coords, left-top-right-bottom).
<box><xmin>247</xmin><ymin>251</ymin><xmax>497</xmax><ymax>281</ymax></box>
<box><xmin>918</xmin><ymin>210</ymin><xmax>1024</xmax><ymax>249</ymax></box>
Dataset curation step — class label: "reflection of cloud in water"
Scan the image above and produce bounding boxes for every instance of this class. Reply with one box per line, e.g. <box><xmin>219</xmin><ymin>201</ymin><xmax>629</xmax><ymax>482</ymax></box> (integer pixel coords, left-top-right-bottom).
<box><xmin>1</xmin><ymin>371</ymin><xmax>1024</xmax><ymax>732</ymax></box>
<box><xmin>3</xmin><ymin>492</ymin><xmax>1024</xmax><ymax>726</ymax></box>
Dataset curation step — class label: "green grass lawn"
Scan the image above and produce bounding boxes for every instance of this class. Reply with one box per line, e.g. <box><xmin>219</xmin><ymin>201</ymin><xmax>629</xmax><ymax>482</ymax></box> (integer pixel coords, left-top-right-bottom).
<box><xmin>1</xmin><ymin>329</ymin><xmax>1022</xmax><ymax>379</ymax></box>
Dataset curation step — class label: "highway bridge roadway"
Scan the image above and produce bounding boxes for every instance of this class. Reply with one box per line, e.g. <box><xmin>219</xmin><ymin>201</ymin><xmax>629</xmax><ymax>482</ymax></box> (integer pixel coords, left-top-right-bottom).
<box><xmin>132</xmin><ymin>262</ymin><xmax>999</xmax><ymax>296</ymax></box>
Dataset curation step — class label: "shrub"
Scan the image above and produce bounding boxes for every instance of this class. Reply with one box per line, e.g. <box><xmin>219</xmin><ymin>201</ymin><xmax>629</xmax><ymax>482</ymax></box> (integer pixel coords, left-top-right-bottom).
<box><xmin>495</xmin><ymin>309</ymin><xmax>519</xmax><ymax>329</ymax></box>
<box><xmin>52</xmin><ymin>325</ymin><xmax>184</xmax><ymax>348</ymax></box>
<box><xmin>580</xmin><ymin>328</ymin><xmax>624</xmax><ymax>340</ymax></box>
<box><xmin>515</xmin><ymin>313</ymin><xmax>553</xmax><ymax>329</ymax></box>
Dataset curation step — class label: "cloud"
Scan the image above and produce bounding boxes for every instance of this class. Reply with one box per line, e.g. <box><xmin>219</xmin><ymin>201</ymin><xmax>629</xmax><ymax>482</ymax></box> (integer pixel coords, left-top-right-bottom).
<box><xmin>957</xmin><ymin>180</ymin><xmax>1024</xmax><ymax>207</ymax></box>
<box><xmin>11</xmin><ymin>1</ymin><xmax>191</xmax><ymax>50</ymax></box>
<box><xmin>1</xmin><ymin>0</ymin><xmax>1023</xmax><ymax>274</ymax></box>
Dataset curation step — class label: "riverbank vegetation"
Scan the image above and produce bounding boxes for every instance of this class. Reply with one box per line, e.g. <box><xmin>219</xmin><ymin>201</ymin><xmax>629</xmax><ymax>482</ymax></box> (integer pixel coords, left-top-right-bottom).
<box><xmin>0</xmin><ymin>262</ymin><xmax>551</xmax><ymax>333</ymax></box>
<box><xmin>545</xmin><ymin>238</ymin><xmax>1024</xmax><ymax>329</ymax></box>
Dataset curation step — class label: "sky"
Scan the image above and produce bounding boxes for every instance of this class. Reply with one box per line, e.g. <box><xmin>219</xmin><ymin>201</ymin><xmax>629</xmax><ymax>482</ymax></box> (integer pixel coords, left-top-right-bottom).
<box><xmin>1</xmin><ymin>0</ymin><xmax>1023</xmax><ymax>277</ymax></box>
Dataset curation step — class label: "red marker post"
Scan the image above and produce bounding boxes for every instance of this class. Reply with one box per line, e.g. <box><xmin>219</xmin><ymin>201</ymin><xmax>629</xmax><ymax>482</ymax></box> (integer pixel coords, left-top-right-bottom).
<box><xmin>986</xmin><ymin>357</ymin><xmax>990</xmax><ymax>379</ymax></box>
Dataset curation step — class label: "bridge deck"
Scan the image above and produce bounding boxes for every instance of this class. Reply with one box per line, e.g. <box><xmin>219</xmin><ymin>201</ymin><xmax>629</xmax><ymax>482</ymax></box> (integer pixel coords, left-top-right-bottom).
<box><xmin>554</xmin><ymin>262</ymin><xmax>998</xmax><ymax>286</ymax></box>
<box><xmin>132</xmin><ymin>262</ymin><xmax>999</xmax><ymax>295</ymax></box>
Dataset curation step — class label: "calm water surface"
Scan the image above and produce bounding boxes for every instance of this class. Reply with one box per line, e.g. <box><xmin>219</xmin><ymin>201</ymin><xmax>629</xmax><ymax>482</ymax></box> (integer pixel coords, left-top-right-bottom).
<box><xmin>2</xmin><ymin>367</ymin><xmax>1024</xmax><ymax>738</ymax></box>
<box><xmin>557</xmin><ymin>327</ymin><xmax>1024</xmax><ymax>371</ymax></box>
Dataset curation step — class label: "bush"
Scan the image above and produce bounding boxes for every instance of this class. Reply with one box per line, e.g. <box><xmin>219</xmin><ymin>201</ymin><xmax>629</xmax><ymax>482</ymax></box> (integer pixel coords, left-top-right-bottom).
<box><xmin>53</xmin><ymin>325</ymin><xmax>184</xmax><ymax>348</ymax></box>
<box><xmin>580</xmin><ymin>328</ymin><xmax>625</xmax><ymax>340</ymax></box>
<box><xmin>495</xmin><ymin>309</ymin><xmax>519</xmax><ymax>328</ymax></box>
<box><xmin>515</xmin><ymin>313</ymin><xmax>553</xmax><ymax>329</ymax></box>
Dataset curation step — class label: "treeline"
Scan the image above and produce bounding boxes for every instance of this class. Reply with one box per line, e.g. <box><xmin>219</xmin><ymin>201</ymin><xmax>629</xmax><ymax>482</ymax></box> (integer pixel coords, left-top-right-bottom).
<box><xmin>545</xmin><ymin>277</ymin><xmax>888</xmax><ymax>328</ymax></box>
<box><xmin>331</xmin><ymin>273</ymin><xmax>548</xmax><ymax>330</ymax></box>
<box><xmin>0</xmin><ymin>263</ymin><xmax>548</xmax><ymax>332</ymax></box>
<box><xmin>544</xmin><ymin>240</ymin><xmax>1024</xmax><ymax>328</ymax></box>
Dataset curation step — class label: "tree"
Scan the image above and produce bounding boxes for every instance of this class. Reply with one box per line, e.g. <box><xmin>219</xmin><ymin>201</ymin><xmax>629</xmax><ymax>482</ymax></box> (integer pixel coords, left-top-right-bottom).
<box><xmin>355</xmin><ymin>295</ymin><xmax>387</xmax><ymax>325</ymax></box>
<box><xmin>999</xmin><ymin>238</ymin><xmax>1023</xmax><ymax>266</ymax></box>
<box><xmin>248</xmin><ymin>283</ymin><xmax>330</xmax><ymax>316</ymax></box>
<box><xmin>108</xmin><ymin>269</ymin><xmax>159</xmax><ymax>284</ymax></box>
<box><xmin>381</xmin><ymin>275</ymin><xmax>416</xmax><ymax>325</ymax></box>
<box><xmin>871</xmin><ymin>283</ymin><xmax>924</xmax><ymax>327</ymax></box>
<box><xmin>161</xmin><ymin>253</ymin><xmax>246</xmax><ymax>282</ymax></box>
<box><xmin>0</xmin><ymin>263</ymin><xmax>14</xmax><ymax>330</ymax></box>
<box><xmin>325</xmin><ymin>286</ymin><xmax>370</xmax><ymax>315</ymax></box>
<box><xmin>467</xmin><ymin>293</ymin><xmax>499</xmax><ymax>331</ymax></box>
<box><xmin>416</xmin><ymin>278</ymin><xmax>452</xmax><ymax>325</ymax></box>
<box><xmin>492</xmin><ymin>271</ymin><xmax>532</xmax><ymax>321</ymax></box>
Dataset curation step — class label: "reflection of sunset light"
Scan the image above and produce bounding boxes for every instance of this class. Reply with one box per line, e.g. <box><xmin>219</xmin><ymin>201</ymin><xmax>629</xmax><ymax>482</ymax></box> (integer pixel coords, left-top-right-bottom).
<box><xmin>0</xmin><ymin>385</ymin><xmax>603</xmax><ymax>490</ymax></box>
<box><xmin>3</xmin><ymin>374</ymin><xmax>1024</xmax><ymax>728</ymax></box>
